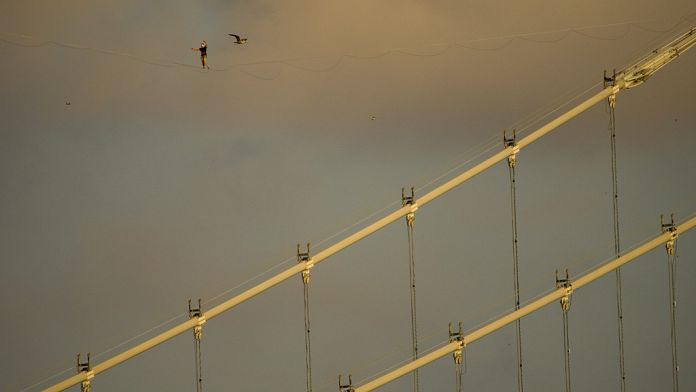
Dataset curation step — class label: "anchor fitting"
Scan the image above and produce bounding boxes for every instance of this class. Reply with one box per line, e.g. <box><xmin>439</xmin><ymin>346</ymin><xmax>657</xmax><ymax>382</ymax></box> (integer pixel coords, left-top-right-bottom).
<box><xmin>503</xmin><ymin>129</ymin><xmax>519</xmax><ymax>168</ymax></box>
<box><xmin>402</xmin><ymin>187</ymin><xmax>418</xmax><ymax>226</ymax></box>
<box><xmin>297</xmin><ymin>242</ymin><xmax>313</xmax><ymax>284</ymax></box>
<box><xmin>604</xmin><ymin>70</ymin><xmax>619</xmax><ymax>108</ymax></box>
<box><xmin>555</xmin><ymin>269</ymin><xmax>573</xmax><ymax>312</ymax></box>
<box><xmin>76</xmin><ymin>353</ymin><xmax>94</xmax><ymax>392</ymax></box>
<box><xmin>661</xmin><ymin>214</ymin><xmax>678</xmax><ymax>255</ymax></box>
<box><xmin>449</xmin><ymin>322</ymin><xmax>465</xmax><ymax>365</ymax></box>
<box><xmin>188</xmin><ymin>299</ymin><xmax>206</xmax><ymax>340</ymax></box>
<box><xmin>338</xmin><ymin>374</ymin><xmax>354</xmax><ymax>392</ymax></box>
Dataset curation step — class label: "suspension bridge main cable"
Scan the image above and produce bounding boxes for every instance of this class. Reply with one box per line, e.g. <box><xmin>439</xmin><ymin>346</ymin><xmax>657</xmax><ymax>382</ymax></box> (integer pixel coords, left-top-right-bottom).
<box><xmin>39</xmin><ymin>26</ymin><xmax>696</xmax><ymax>392</ymax></box>
<box><xmin>344</xmin><ymin>218</ymin><xmax>690</xmax><ymax>392</ymax></box>
<box><xmin>351</xmin><ymin>215</ymin><xmax>696</xmax><ymax>392</ymax></box>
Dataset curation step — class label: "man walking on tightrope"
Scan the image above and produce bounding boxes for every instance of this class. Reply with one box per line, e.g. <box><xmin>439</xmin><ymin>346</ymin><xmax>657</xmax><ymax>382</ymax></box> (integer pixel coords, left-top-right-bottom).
<box><xmin>192</xmin><ymin>40</ymin><xmax>209</xmax><ymax>69</ymax></box>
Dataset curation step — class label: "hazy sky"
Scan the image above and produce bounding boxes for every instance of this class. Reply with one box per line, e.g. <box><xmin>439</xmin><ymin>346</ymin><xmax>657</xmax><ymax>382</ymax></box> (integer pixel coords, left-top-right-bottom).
<box><xmin>1</xmin><ymin>1</ymin><xmax>696</xmax><ymax>391</ymax></box>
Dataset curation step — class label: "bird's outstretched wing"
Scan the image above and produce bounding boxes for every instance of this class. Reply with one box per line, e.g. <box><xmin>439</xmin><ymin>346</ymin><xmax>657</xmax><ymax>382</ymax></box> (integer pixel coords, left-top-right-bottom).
<box><xmin>228</xmin><ymin>34</ymin><xmax>241</xmax><ymax>40</ymax></box>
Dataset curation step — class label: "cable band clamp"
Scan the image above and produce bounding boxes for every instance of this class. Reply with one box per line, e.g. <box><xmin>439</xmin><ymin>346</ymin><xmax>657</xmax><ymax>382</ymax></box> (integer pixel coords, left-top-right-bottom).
<box><xmin>76</xmin><ymin>354</ymin><xmax>94</xmax><ymax>391</ymax></box>
<box><xmin>402</xmin><ymin>187</ymin><xmax>417</xmax><ymax>226</ymax></box>
<box><xmin>297</xmin><ymin>243</ymin><xmax>313</xmax><ymax>284</ymax></box>
<box><xmin>661</xmin><ymin>214</ymin><xmax>678</xmax><ymax>255</ymax></box>
<box><xmin>504</xmin><ymin>129</ymin><xmax>519</xmax><ymax>168</ymax></box>
<box><xmin>556</xmin><ymin>269</ymin><xmax>573</xmax><ymax>312</ymax></box>
<box><xmin>449</xmin><ymin>322</ymin><xmax>465</xmax><ymax>364</ymax></box>
<box><xmin>188</xmin><ymin>299</ymin><xmax>205</xmax><ymax>340</ymax></box>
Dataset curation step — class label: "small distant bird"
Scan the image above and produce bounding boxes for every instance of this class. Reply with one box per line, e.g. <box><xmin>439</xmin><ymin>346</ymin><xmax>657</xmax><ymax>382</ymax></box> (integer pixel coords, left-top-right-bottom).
<box><xmin>228</xmin><ymin>34</ymin><xmax>248</xmax><ymax>44</ymax></box>
<box><xmin>65</xmin><ymin>101</ymin><xmax>71</xmax><ymax>106</ymax></box>
<box><xmin>370</xmin><ymin>115</ymin><xmax>376</xmax><ymax>120</ymax></box>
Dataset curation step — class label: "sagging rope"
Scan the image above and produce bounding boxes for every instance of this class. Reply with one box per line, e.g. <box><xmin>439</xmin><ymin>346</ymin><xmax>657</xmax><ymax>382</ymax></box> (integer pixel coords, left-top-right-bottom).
<box><xmin>661</xmin><ymin>215</ymin><xmax>680</xmax><ymax>392</ymax></box>
<box><xmin>556</xmin><ymin>270</ymin><xmax>573</xmax><ymax>392</ymax></box>
<box><xmin>402</xmin><ymin>187</ymin><xmax>419</xmax><ymax>392</ymax></box>
<box><xmin>504</xmin><ymin>130</ymin><xmax>524</xmax><ymax>392</ymax></box>
<box><xmin>188</xmin><ymin>299</ymin><xmax>205</xmax><ymax>392</ymax></box>
<box><xmin>298</xmin><ymin>243</ymin><xmax>314</xmax><ymax>392</ymax></box>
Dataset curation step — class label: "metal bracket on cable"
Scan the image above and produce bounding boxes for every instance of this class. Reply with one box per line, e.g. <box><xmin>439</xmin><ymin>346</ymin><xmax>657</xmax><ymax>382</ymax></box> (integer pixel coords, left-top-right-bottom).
<box><xmin>556</xmin><ymin>269</ymin><xmax>573</xmax><ymax>312</ymax></box>
<box><xmin>449</xmin><ymin>322</ymin><xmax>465</xmax><ymax>365</ymax></box>
<box><xmin>76</xmin><ymin>353</ymin><xmax>94</xmax><ymax>392</ymax></box>
<box><xmin>297</xmin><ymin>242</ymin><xmax>313</xmax><ymax>284</ymax></box>
<box><xmin>503</xmin><ymin>129</ymin><xmax>519</xmax><ymax>168</ymax></box>
<box><xmin>338</xmin><ymin>374</ymin><xmax>354</xmax><ymax>392</ymax></box>
<box><xmin>604</xmin><ymin>70</ymin><xmax>618</xmax><ymax>109</ymax></box>
<box><xmin>188</xmin><ymin>299</ymin><xmax>206</xmax><ymax>340</ymax></box>
<box><xmin>661</xmin><ymin>214</ymin><xmax>678</xmax><ymax>255</ymax></box>
<box><xmin>188</xmin><ymin>299</ymin><xmax>205</xmax><ymax>392</ymax></box>
<box><xmin>402</xmin><ymin>187</ymin><xmax>418</xmax><ymax>226</ymax></box>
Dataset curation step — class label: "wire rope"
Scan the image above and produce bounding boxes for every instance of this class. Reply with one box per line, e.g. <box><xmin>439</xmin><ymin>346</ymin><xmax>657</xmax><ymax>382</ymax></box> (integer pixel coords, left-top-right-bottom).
<box><xmin>303</xmin><ymin>276</ymin><xmax>313</xmax><ymax>392</ymax></box>
<box><xmin>667</xmin><ymin>239</ymin><xmax>680</xmax><ymax>392</ymax></box>
<box><xmin>607</xmin><ymin>91</ymin><xmax>627</xmax><ymax>392</ymax></box>
<box><xmin>562</xmin><ymin>307</ymin><xmax>572</xmax><ymax>392</ymax></box>
<box><xmin>507</xmin><ymin>147</ymin><xmax>524</xmax><ymax>392</ymax></box>
<box><xmin>193</xmin><ymin>334</ymin><xmax>203</xmax><ymax>392</ymax></box>
<box><xmin>405</xmin><ymin>203</ymin><xmax>420</xmax><ymax>392</ymax></box>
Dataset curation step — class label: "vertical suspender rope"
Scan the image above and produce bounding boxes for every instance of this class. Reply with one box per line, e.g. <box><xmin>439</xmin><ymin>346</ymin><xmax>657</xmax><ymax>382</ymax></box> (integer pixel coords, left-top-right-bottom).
<box><xmin>556</xmin><ymin>270</ymin><xmax>573</xmax><ymax>392</ymax></box>
<box><xmin>667</xmin><ymin>242</ymin><xmax>679</xmax><ymax>392</ymax></box>
<box><xmin>303</xmin><ymin>280</ymin><xmax>313</xmax><ymax>392</ymax></box>
<box><xmin>661</xmin><ymin>215</ymin><xmax>680</xmax><ymax>392</ymax></box>
<box><xmin>403</xmin><ymin>188</ymin><xmax>419</xmax><ymax>392</ymax></box>
<box><xmin>299</xmin><ymin>244</ymin><xmax>314</xmax><ymax>392</ymax></box>
<box><xmin>606</xmin><ymin>75</ymin><xmax>627</xmax><ymax>392</ymax></box>
<box><xmin>562</xmin><ymin>308</ymin><xmax>571</xmax><ymax>392</ymax></box>
<box><xmin>194</xmin><ymin>334</ymin><xmax>202</xmax><ymax>392</ymax></box>
<box><xmin>505</xmin><ymin>131</ymin><xmax>524</xmax><ymax>392</ymax></box>
<box><xmin>455</xmin><ymin>357</ymin><xmax>463</xmax><ymax>392</ymax></box>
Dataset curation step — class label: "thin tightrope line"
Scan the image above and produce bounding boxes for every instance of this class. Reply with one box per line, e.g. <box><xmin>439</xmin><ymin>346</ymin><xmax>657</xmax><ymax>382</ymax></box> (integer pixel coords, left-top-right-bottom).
<box><xmin>2</xmin><ymin>15</ymin><xmax>694</xmax><ymax>79</ymax></box>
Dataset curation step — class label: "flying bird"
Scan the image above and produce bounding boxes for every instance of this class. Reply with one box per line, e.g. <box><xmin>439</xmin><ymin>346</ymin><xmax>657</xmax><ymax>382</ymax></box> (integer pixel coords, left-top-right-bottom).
<box><xmin>228</xmin><ymin>34</ymin><xmax>248</xmax><ymax>44</ymax></box>
<box><xmin>65</xmin><ymin>101</ymin><xmax>71</xmax><ymax>106</ymax></box>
